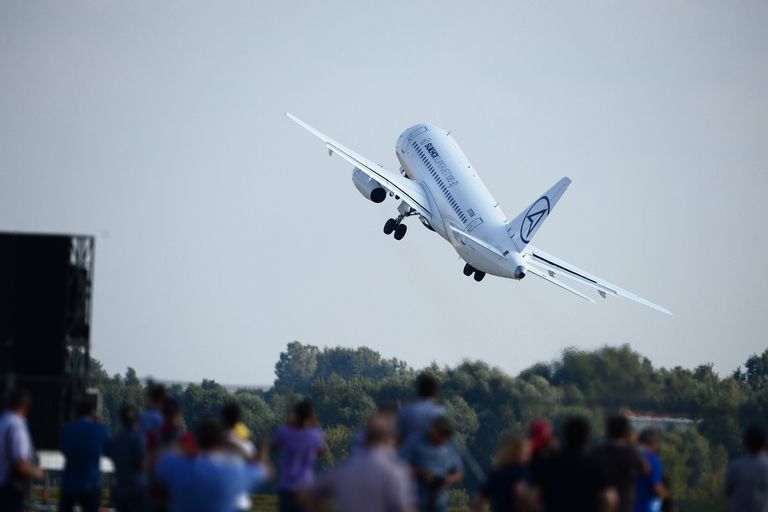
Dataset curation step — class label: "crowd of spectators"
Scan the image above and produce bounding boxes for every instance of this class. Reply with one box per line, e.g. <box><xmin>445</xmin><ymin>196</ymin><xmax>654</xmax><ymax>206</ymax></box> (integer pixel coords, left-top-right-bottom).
<box><xmin>0</xmin><ymin>374</ymin><xmax>767</xmax><ymax>512</ymax></box>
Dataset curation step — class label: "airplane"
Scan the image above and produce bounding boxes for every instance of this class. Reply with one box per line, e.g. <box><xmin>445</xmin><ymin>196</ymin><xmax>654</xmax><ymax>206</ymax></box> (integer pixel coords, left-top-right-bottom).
<box><xmin>287</xmin><ymin>113</ymin><xmax>671</xmax><ymax>315</ymax></box>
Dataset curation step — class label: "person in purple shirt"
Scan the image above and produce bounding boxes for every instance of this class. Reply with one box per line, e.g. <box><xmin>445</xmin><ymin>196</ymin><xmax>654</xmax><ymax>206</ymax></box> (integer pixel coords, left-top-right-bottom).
<box><xmin>273</xmin><ymin>400</ymin><xmax>326</xmax><ymax>512</ymax></box>
<box><xmin>155</xmin><ymin>417</ymin><xmax>270</xmax><ymax>512</ymax></box>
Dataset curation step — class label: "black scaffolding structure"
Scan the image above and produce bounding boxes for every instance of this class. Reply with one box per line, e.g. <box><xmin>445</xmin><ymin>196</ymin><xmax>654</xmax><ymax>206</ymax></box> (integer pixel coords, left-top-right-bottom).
<box><xmin>0</xmin><ymin>232</ymin><xmax>94</xmax><ymax>449</ymax></box>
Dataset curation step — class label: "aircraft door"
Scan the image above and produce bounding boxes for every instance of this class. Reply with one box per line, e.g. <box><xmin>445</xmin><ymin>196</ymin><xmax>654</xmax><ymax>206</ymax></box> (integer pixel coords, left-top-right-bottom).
<box><xmin>466</xmin><ymin>217</ymin><xmax>483</xmax><ymax>233</ymax></box>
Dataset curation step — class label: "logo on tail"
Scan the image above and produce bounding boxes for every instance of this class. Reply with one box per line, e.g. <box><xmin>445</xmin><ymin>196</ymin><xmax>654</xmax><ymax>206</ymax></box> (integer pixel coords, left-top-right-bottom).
<box><xmin>520</xmin><ymin>196</ymin><xmax>550</xmax><ymax>243</ymax></box>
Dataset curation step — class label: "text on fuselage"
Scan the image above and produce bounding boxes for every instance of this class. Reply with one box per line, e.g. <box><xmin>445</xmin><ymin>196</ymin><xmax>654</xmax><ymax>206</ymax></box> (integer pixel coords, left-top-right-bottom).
<box><xmin>424</xmin><ymin>140</ymin><xmax>458</xmax><ymax>187</ymax></box>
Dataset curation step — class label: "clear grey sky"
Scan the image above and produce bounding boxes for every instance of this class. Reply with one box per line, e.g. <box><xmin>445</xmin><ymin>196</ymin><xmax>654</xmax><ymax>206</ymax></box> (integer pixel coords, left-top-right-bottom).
<box><xmin>1</xmin><ymin>1</ymin><xmax>766</xmax><ymax>385</ymax></box>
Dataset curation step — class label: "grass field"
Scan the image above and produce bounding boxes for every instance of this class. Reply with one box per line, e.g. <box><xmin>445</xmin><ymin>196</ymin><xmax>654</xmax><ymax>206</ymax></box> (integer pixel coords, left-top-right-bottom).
<box><xmin>30</xmin><ymin>488</ymin><xmax>472</xmax><ymax>512</ymax></box>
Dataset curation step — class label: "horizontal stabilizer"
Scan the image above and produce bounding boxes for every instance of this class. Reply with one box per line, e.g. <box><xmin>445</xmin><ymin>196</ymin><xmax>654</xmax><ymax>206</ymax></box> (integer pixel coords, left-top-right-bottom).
<box><xmin>526</xmin><ymin>265</ymin><xmax>595</xmax><ymax>303</ymax></box>
<box><xmin>525</xmin><ymin>245</ymin><xmax>672</xmax><ymax>315</ymax></box>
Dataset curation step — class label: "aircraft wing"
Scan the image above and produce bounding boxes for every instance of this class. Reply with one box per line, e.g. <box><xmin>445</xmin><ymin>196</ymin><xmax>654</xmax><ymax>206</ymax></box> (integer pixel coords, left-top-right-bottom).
<box><xmin>287</xmin><ymin>113</ymin><xmax>432</xmax><ymax>219</ymax></box>
<box><xmin>524</xmin><ymin>244</ymin><xmax>672</xmax><ymax>315</ymax></box>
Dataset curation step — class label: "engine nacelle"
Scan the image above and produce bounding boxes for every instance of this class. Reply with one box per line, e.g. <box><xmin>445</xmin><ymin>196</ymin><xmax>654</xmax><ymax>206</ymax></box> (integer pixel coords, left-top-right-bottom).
<box><xmin>352</xmin><ymin>167</ymin><xmax>386</xmax><ymax>203</ymax></box>
<box><xmin>509</xmin><ymin>252</ymin><xmax>526</xmax><ymax>280</ymax></box>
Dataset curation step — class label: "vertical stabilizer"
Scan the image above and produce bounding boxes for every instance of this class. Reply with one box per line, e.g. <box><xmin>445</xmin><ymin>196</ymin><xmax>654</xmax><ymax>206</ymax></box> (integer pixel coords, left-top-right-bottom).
<box><xmin>508</xmin><ymin>177</ymin><xmax>571</xmax><ymax>251</ymax></box>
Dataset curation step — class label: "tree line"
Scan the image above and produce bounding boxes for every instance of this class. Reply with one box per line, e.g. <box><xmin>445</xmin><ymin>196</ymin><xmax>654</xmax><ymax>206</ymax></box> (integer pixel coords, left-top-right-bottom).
<box><xmin>89</xmin><ymin>342</ymin><xmax>768</xmax><ymax>512</ymax></box>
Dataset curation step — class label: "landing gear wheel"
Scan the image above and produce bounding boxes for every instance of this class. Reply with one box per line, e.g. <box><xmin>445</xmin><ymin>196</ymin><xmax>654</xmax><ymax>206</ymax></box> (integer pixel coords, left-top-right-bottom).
<box><xmin>393</xmin><ymin>224</ymin><xmax>407</xmax><ymax>240</ymax></box>
<box><xmin>463</xmin><ymin>263</ymin><xmax>475</xmax><ymax>276</ymax></box>
<box><xmin>383</xmin><ymin>218</ymin><xmax>397</xmax><ymax>235</ymax></box>
<box><xmin>473</xmin><ymin>271</ymin><xmax>486</xmax><ymax>282</ymax></box>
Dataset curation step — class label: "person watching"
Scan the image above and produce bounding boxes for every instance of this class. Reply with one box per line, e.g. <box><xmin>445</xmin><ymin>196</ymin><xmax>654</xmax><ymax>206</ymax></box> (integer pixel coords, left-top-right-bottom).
<box><xmin>400</xmin><ymin>415</ymin><xmax>464</xmax><ymax>512</ymax></box>
<box><xmin>635</xmin><ymin>428</ymin><xmax>666</xmax><ymax>512</ymax></box>
<box><xmin>473</xmin><ymin>432</ymin><xmax>531</xmax><ymax>512</ymax></box>
<box><xmin>725</xmin><ymin>424</ymin><xmax>768</xmax><ymax>512</ymax></box>
<box><xmin>273</xmin><ymin>399</ymin><xmax>327</xmax><ymax>512</ymax></box>
<box><xmin>0</xmin><ymin>388</ymin><xmax>44</xmax><ymax>512</ymax></box>
<box><xmin>155</xmin><ymin>417</ymin><xmax>271</xmax><ymax>512</ymax></box>
<box><xmin>305</xmin><ymin>413</ymin><xmax>416</xmax><ymax>512</ymax></box>
<box><xmin>591</xmin><ymin>415</ymin><xmax>647</xmax><ymax>512</ymax></box>
<box><xmin>397</xmin><ymin>373</ymin><xmax>448</xmax><ymax>447</ymax></box>
<box><xmin>532</xmin><ymin>416</ymin><xmax>615</xmax><ymax>512</ymax></box>
<box><xmin>59</xmin><ymin>396</ymin><xmax>110</xmax><ymax>512</ymax></box>
<box><xmin>108</xmin><ymin>405</ymin><xmax>148</xmax><ymax>512</ymax></box>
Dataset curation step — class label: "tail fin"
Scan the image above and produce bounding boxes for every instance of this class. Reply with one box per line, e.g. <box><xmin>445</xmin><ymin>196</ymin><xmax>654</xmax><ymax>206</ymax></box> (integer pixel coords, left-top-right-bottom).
<box><xmin>508</xmin><ymin>177</ymin><xmax>571</xmax><ymax>251</ymax></box>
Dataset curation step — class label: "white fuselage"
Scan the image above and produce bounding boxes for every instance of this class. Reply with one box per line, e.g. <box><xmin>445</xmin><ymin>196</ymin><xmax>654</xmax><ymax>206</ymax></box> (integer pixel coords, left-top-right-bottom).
<box><xmin>396</xmin><ymin>124</ymin><xmax>523</xmax><ymax>278</ymax></box>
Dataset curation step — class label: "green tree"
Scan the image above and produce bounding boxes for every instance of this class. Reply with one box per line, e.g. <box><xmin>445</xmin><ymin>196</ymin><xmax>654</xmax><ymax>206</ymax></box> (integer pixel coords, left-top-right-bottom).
<box><xmin>274</xmin><ymin>341</ymin><xmax>319</xmax><ymax>392</ymax></box>
<box><xmin>310</xmin><ymin>375</ymin><xmax>376</xmax><ymax>428</ymax></box>
<box><xmin>321</xmin><ymin>425</ymin><xmax>354</xmax><ymax>468</ymax></box>
<box><xmin>315</xmin><ymin>346</ymin><xmax>410</xmax><ymax>382</ymax></box>
<box><xmin>735</xmin><ymin>349</ymin><xmax>768</xmax><ymax>391</ymax></box>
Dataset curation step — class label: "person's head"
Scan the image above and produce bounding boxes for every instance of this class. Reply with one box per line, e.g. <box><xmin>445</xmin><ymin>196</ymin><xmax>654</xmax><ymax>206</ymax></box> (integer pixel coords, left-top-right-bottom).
<box><xmin>375</xmin><ymin>402</ymin><xmax>397</xmax><ymax>418</ymax></box>
<box><xmin>606</xmin><ymin>415</ymin><xmax>632</xmax><ymax>441</ymax></box>
<box><xmin>494</xmin><ymin>432</ymin><xmax>530</xmax><ymax>468</ymax></box>
<box><xmin>528</xmin><ymin>418</ymin><xmax>554</xmax><ymax>454</ymax></box>
<box><xmin>365</xmin><ymin>412</ymin><xmax>397</xmax><ymax>448</ymax></box>
<box><xmin>743</xmin><ymin>425</ymin><xmax>767</xmax><ymax>455</ymax></box>
<box><xmin>562</xmin><ymin>416</ymin><xmax>590</xmax><ymax>451</ymax></box>
<box><xmin>638</xmin><ymin>427</ymin><xmax>662</xmax><ymax>453</ymax></box>
<box><xmin>147</xmin><ymin>383</ymin><xmax>167</xmax><ymax>408</ymax></box>
<box><xmin>119</xmin><ymin>404</ymin><xmax>139</xmax><ymax>430</ymax></box>
<box><xmin>5</xmin><ymin>388</ymin><xmax>31</xmax><ymax>416</ymax></box>
<box><xmin>75</xmin><ymin>396</ymin><xmax>97</xmax><ymax>418</ymax></box>
<box><xmin>220</xmin><ymin>402</ymin><xmax>242</xmax><ymax>430</ymax></box>
<box><xmin>427</xmin><ymin>416</ymin><xmax>454</xmax><ymax>446</ymax></box>
<box><xmin>162</xmin><ymin>397</ymin><xmax>182</xmax><ymax>425</ymax></box>
<box><xmin>196</xmin><ymin>417</ymin><xmax>224</xmax><ymax>452</ymax></box>
<box><xmin>415</xmin><ymin>373</ymin><xmax>439</xmax><ymax>399</ymax></box>
<box><xmin>293</xmin><ymin>399</ymin><xmax>315</xmax><ymax>428</ymax></box>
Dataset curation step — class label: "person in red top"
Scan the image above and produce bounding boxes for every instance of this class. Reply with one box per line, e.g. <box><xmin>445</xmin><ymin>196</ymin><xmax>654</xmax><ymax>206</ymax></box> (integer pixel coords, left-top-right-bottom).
<box><xmin>528</xmin><ymin>418</ymin><xmax>556</xmax><ymax>482</ymax></box>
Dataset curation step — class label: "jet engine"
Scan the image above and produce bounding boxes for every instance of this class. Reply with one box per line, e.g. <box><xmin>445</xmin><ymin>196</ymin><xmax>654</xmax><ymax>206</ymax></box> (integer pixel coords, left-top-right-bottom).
<box><xmin>509</xmin><ymin>252</ymin><xmax>526</xmax><ymax>280</ymax></box>
<box><xmin>352</xmin><ymin>167</ymin><xmax>386</xmax><ymax>203</ymax></box>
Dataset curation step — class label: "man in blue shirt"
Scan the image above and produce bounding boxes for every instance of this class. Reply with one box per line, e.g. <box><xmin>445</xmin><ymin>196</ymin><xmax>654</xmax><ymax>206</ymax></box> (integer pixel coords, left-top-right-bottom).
<box><xmin>139</xmin><ymin>384</ymin><xmax>166</xmax><ymax>452</ymax></box>
<box><xmin>59</xmin><ymin>396</ymin><xmax>110</xmax><ymax>512</ymax></box>
<box><xmin>400</xmin><ymin>416</ymin><xmax>463</xmax><ymax>512</ymax></box>
<box><xmin>634</xmin><ymin>428</ymin><xmax>666</xmax><ymax>512</ymax></box>
<box><xmin>397</xmin><ymin>374</ymin><xmax>447</xmax><ymax>447</ymax></box>
<box><xmin>155</xmin><ymin>417</ymin><xmax>271</xmax><ymax>512</ymax></box>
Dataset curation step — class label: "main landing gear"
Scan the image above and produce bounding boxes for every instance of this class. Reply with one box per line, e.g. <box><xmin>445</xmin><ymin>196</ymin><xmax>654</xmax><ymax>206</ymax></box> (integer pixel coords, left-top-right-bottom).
<box><xmin>463</xmin><ymin>263</ymin><xmax>486</xmax><ymax>282</ymax></box>
<box><xmin>383</xmin><ymin>208</ymin><xmax>416</xmax><ymax>241</ymax></box>
<box><xmin>383</xmin><ymin>217</ymin><xmax>407</xmax><ymax>240</ymax></box>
